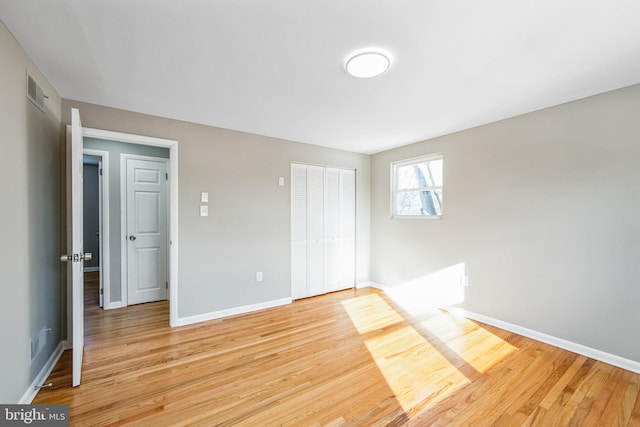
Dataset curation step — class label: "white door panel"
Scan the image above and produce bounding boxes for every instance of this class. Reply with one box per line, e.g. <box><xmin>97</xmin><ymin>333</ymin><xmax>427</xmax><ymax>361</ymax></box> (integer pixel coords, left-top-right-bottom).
<box><xmin>308</xmin><ymin>240</ymin><xmax>325</xmax><ymax>296</ymax></box>
<box><xmin>291</xmin><ymin>164</ymin><xmax>308</xmax><ymax>242</ymax></box>
<box><xmin>325</xmin><ymin>168</ymin><xmax>340</xmax><ymax>240</ymax></box>
<box><xmin>308</xmin><ymin>166</ymin><xmax>325</xmax><ymax>241</ymax></box>
<box><xmin>324</xmin><ymin>238</ymin><xmax>342</xmax><ymax>292</ymax></box>
<box><xmin>291</xmin><ymin>241</ymin><xmax>308</xmax><ymax>299</ymax></box>
<box><xmin>126</xmin><ymin>158</ymin><xmax>168</xmax><ymax>305</ymax></box>
<box><xmin>66</xmin><ymin>108</ymin><xmax>84</xmax><ymax>387</ymax></box>
<box><xmin>341</xmin><ymin>170</ymin><xmax>356</xmax><ymax>239</ymax></box>
<box><xmin>340</xmin><ymin>237</ymin><xmax>356</xmax><ymax>288</ymax></box>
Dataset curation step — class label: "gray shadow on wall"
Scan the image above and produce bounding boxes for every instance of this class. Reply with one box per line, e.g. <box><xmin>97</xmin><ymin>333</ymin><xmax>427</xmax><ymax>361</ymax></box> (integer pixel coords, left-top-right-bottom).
<box><xmin>25</xmin><ymin>98</ymin><xmax>63</xmax><ymax>382</ymax></box>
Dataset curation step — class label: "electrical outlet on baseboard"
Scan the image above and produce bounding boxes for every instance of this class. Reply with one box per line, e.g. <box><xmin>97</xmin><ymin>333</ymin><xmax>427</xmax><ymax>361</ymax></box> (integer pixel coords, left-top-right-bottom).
<box><xmin>256</xmin><ymin>272</ymin><xmax>263</xmax><ymax>282</ymax></box>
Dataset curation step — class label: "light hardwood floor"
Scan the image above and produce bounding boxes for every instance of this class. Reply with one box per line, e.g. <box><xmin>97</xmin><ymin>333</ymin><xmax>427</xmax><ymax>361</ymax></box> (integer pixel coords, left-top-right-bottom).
<box><xmin>34</xmin><ymin>273</ymin><xmax>640</xmax><ymax>426</ymax></box>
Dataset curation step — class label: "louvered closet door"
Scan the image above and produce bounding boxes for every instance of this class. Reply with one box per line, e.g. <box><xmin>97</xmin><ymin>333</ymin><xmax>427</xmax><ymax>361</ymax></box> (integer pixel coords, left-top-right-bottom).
<box><xmin>291</xmin><ymin>164</ymin><xmax>308</xmax><ymax>299</ymax></box>
<box><xmin>325</xmin><ymin>168</ymin><xmax>356</xmax><ymax>292</ymax></box>
<box><xmin>307</xmin><ymin>166</ymin><xmax>325</xmax><ymax>297</ymax></box>
<box><xmin>291</xmin><ymin>163</ymin><xmax>355</xmax><ymax>299</ymax></box>
<box><xmin>324</xmin><ymin>168</ymin><xmax>342</xmax><ymax>292</ymax></box>
<box><xmin>339</xmin><ymin>169</ymin><xmax>356</xmax><ymax>288</ymax></box>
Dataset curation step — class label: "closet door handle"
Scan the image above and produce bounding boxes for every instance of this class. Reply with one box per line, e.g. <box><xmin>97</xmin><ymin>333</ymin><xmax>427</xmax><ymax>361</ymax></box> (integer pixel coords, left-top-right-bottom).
<box><xmin>129</xmin><ymin>235</ymin><xmax>137</xmax><ymax>241</ymax></box>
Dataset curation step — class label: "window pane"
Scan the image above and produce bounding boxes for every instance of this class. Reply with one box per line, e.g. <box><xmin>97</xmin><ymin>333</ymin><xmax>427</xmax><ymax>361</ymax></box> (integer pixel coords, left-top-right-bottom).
<box><xmin>396</xmin><ymin>189</ymin><xmax>442</xmax><ymax>216</ymax></box>
<box><xmin>397</xmin><ymin>158</ymin><xmax>443</xmax><ymax>190</ymax></box>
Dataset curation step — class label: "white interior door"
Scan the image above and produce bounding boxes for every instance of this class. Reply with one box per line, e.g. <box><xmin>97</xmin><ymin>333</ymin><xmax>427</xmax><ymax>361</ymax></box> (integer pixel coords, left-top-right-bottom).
<box><xmin>126</xmin><ymin>158</ymin><xmax>168</xmax><ymax>305</ymax></box>
<box><xmin>98</xmin><ymin>158</ymin><xmax>103</xmax><ymax>308</ymax></box>
<box><xmin>63</xmin><ymin>108</ymin><xmax>85</xmax><ymax>387</ymax></box>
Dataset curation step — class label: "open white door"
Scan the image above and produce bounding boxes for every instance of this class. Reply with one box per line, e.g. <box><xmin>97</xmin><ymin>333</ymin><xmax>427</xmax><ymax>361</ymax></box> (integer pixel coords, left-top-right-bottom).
<box><xmin>61</xmin><ymin>108</ymin><xmax>88</xmax><ymax>387</ymax></box>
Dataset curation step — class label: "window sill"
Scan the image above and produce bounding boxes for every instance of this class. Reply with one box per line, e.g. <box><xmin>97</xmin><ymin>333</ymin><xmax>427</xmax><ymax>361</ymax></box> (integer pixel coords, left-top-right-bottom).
<box><xmin>391</xmin><ymin>215</ymin><xmax>442</xmax><ymax>220</ymax></box>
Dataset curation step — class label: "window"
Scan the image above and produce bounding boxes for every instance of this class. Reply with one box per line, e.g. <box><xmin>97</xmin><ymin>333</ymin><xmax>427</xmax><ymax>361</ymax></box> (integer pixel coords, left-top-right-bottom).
<box><xmin>391</xmin><ymin>154</ymin><xmax>443</xmax><ymax>218</ymax></box>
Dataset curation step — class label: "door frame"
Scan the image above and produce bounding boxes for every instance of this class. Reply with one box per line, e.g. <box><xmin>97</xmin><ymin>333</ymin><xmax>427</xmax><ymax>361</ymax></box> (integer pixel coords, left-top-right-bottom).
<box><xmin>83</xmin><ymin>127</ymin><xmax>179</xmax><ymax>327</ymax></box>
<box><xmin>120</xmin><ymin>154</ymin><xmax>170</xmax><ymax>307</ymax></box>
<box><xmin>82</xmin><ymin>149</ymin><xmax>111</xmax><ymax>308</ymax></box>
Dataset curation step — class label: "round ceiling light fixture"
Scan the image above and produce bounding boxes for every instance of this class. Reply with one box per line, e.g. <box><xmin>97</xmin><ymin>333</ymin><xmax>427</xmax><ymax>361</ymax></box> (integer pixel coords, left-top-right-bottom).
<box><xmin>345</xmin><ymin>49</ymin><xmax>391</xmax><ymax>78</ymax></box>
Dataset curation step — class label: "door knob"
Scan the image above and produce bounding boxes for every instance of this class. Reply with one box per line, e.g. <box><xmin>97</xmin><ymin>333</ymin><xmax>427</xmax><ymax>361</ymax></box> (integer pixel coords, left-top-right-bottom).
<box><xmin>60</xmin><ymin>253</ymin><xmax>92</xmax><ymax>262</ymax></box>
<box><xmin>129</xmin><ymin>235</ymin><xmax>136</xmax><ymax>241</ymax></box>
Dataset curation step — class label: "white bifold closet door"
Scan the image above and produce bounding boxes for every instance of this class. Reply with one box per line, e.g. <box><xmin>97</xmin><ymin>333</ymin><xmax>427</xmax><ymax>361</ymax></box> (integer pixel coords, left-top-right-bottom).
<box><xmin>325</xmin><ymin>167</ymin><xmax>356</xmax><ymax>293</ymax></box>
<box><xmin>291</xmin><ymin>163</ymin><xmax>355</xmax><ymax>299</ymax></box>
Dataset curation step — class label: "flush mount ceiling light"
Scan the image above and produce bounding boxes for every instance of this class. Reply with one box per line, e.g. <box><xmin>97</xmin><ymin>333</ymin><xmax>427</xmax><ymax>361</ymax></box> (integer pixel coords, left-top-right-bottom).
<box><xmin>345</xmin><ymin>49</ymin><xmax>391</xmax><ymax>78</ymax></box>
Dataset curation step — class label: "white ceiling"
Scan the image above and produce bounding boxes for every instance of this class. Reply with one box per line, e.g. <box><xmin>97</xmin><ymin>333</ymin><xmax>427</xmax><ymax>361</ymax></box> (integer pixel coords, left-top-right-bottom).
<box><xmin>2</xmin><ymin>1</ymin><xmax>640</xmax><ymax>154</ymax></box>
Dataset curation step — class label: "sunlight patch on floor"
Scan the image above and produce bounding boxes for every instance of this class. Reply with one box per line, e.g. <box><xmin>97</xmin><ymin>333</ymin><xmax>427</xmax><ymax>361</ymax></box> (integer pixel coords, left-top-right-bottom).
<box><xmin>342</xmin><ymin>290</ymin><xmax>518</xmax><ymax>415</ymax></box>
<box><xmin>341</xmin><ymin>293</ymin><xmax>404</xmax><ymax>334</ymax></box>
<box><xmin>342</xmin><ymin>293</ymin><xmax>469</xmax><ymax>412</ymax></box>
<box><xmin>364</xmin><ymin>323</ymin><xmax>471</xmax><ymax>411</ymax></box>
<box><xmin>417</xmin><ymin>313</ymin><xmax>518</xmax><ymax>374</ymax></box>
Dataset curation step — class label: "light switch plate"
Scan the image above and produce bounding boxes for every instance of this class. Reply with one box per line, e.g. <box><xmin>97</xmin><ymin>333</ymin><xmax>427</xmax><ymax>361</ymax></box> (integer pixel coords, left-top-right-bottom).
<box><xmin>201</xmin><ymin>192</ymin><xmax>209</xmax><ymax>203</ymax></box>
<box><xmin>200</xmin><ymin>205</ymin><xmax>209</xmax><ymax>217</ymax></box>
<box><xmin>278</xmin><ymin>177</ymin><xmax>285</xmax><ymax>187</ymax></box>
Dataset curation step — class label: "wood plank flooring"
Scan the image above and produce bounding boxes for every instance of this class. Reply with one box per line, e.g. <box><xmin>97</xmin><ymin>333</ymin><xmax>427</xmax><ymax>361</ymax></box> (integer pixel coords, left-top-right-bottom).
<box><xmin>34</xmin><ymin>273</ymin><xmax>640</xmax><ymax>426</ymax></box>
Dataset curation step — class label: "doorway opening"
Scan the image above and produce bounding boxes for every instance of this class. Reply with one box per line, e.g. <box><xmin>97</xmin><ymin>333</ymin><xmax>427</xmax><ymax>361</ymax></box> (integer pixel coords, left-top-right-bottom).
<box><xmin>81</xmin><ymin>127</ymin><xmax>179</xmax><ymax>326</ymax></box>
<box><xmin>82</xmin><ymin>150</ymin><xmax>110</xmax><ymax>309</ymax></box>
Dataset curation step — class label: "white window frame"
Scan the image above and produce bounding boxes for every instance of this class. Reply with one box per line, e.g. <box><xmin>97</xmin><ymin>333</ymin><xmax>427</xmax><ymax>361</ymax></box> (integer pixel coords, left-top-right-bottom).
<box><xmin>390</xmin><ymin>153</ymin><xmax>443</xmax><ymax>219</ymax></box>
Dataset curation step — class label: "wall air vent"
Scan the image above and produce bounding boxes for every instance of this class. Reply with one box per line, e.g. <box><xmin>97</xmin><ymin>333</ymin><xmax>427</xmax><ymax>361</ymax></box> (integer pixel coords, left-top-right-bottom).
<box><xmin>26</xmin><ymin>72</ymin><xmax>46</xmax><ymax>112</ymax></box>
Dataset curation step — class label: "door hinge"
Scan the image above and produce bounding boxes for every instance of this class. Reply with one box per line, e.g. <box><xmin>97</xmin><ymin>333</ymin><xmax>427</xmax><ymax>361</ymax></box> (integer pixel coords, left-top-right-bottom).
<box><xmin>99</xmin><ymin>168</ymin><xmax>102</xmax><ymax>176</ymax></box>
<box><xmin>165</xmin><ymin>282</ymin><xmax>168</xmax><ymax>289</ymax></box>
<box><xmin>165</xmin><ymin>173</ymin><xmax>168</xmax><ymax>180</ymax></box>
<box><xmin>100</xmin><ymin>288</ymin><xmax>103</xmax><ymax>295</ymax></box>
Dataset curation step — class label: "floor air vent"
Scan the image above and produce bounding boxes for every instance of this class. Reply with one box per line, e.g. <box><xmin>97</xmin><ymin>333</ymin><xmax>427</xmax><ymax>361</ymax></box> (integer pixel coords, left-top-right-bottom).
<box><xmin>27</xmin><ymin>72</ymin><xmax>46</xmax><ymax>112</ymax></box>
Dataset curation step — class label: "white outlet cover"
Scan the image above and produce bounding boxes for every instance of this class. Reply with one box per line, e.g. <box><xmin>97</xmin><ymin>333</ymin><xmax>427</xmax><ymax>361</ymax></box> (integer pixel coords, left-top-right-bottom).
<box><xmin>278</xmin><ymin>177</ymin><xmax>285</xmax><ymax>187</ymax></box>
<box><xmin>201</xmin><ymin>192</ymin><xmax>209</xmax><ymax>203</ymax></box>
<box><xmin>200</xmin><ymin>205</ymin><xmax>209</xmax><ymax>217</ymax></box>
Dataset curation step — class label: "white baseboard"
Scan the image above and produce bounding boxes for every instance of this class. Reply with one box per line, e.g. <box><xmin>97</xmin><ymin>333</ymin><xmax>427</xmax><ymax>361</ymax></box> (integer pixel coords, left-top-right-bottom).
<box><xmin>62</xmin><ymin>340</ymin><xmax>72</xmax><ymax>350</ymax></box>
<box><xmin>355</xmin><ymin>282</ymin><xmax>372</xmax><ymax>289</ymax></box>
<box><xmin>19</xmin><ymin>342</ymin><xmax>64</xmax><ymax>404</ymax></box>
<box><xmin>367</xmin><ymin>282</ymin><xmax>385</xmax><ymax>290</ymax></box>
<box><xmin>447</xmin><ymin>307</ymin><xmax>640</xmax><ymax>374</ymax></box>
<box><xmin>83</xmin><ymin>267</ymin><xmax>100</xmax><ymax>272</ymax></box>
<box><xmin>176</xmin><ymin>298</ymin><xmax>293</xmax><ymax>327</ymax></box>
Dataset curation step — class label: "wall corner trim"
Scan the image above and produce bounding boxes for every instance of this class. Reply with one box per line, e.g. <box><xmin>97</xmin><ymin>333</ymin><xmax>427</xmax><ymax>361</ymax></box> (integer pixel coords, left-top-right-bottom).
<box><xmin>446</xmin><ymin>307</ymin><xmax>640</xmax><ymax>375</ymax></box>
<box><xmin>19</xmin><ymin>342</ymin><xmax>64</xmax><ymax>404</ymax></box>
<box><xmin>175</xmin><ymin>298</ymin><xmax>293</xmax><ymax>327</ymax></box>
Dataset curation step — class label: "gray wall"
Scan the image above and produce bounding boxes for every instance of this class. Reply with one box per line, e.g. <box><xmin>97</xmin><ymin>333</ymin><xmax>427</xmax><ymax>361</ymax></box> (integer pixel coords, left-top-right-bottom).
<box><xmin>62</xmin><ymin>100</ymin><xmax>371</xmax><ymax>318</ymax></box>
<box><xmin>371</xmin><ymin>83</ymin><xmax>640</xmax><ymax>362</ymax></box>
<box><xmin>0</xmin><ymin>21</ymin><xmax>62</xmax><ymax>402</ymax></box>
<box><xmin>82</xmin><ymin>161</ymin><xmax>100</xmax><ymax>270</ymax></box>
<box><xmin>83</xmin><ymin>138</ymin><xmax>169</xmax><ymax>302</ymax></box>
